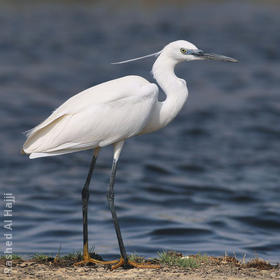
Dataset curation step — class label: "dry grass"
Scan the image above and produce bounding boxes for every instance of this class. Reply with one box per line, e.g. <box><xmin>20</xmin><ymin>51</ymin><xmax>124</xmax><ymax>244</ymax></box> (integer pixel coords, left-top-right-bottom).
<box><xmin>1</xmin><ymin>251</ymin><xmax>278</xmax><ymax>271</ymax></box>
<box><xmin>244</xmin><ymin>258</ymin><xmax>274</xmax><ymax>270</ymax></box>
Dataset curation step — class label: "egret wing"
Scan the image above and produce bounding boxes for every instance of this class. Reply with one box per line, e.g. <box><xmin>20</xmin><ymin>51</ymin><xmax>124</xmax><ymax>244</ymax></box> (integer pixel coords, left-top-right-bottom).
<box><xmin>23</xmin><ymin>76</ymin><xmax>159</xmax><ymax>158</ymax></box>
<box><xmin>26</xmin><ymin>76</ymin><xmax>149</xmax><ymax>137</ymax></box>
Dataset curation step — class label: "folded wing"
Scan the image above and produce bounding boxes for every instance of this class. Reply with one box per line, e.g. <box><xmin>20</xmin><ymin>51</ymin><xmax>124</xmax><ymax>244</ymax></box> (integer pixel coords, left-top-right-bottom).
<box><xmin>23</xmin><ymin>76</ymin><xmax>158</xmax><ymax>158</ymax></box>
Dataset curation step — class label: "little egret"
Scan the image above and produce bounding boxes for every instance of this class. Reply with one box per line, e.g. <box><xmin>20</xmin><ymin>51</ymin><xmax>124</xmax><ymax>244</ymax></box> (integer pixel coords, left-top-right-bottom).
<box><xmin>22</xmin><ymin>40</ymin><xmax>237</xmax><ymax>269</ymax></box>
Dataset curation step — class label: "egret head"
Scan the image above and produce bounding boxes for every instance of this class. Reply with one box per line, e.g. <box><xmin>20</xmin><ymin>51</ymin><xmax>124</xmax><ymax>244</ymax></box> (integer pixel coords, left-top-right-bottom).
<box><xmin>112</xmin><ymin>40</ymin><xmax>237</xmax><ymax>65</ymax></box>
<box><xmin>161</xmin><ymin>40</ymin><xmax>238</xmax><ymax>63</ymax></box>
<box><xmin>161</xmin><ymin>40</ymin><xmax>200</xmax><ymax>62</ymax></box>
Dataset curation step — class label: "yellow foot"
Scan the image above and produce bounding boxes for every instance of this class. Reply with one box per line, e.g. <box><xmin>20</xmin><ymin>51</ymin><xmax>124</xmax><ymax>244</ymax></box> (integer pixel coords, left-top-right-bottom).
<box><xmin>111</xmin><ymin>257</ymin><xmax>160</xmax><ymax>270</ymax></box>
<box><xmin>74</xmin><ymin>257</ymin><xmax>119</xmax><ymax>266</ymax></box>
<box><xmin>53</xmin><ymin>255</ymin><xmax>59</xmax><ymax>264</ymax></box>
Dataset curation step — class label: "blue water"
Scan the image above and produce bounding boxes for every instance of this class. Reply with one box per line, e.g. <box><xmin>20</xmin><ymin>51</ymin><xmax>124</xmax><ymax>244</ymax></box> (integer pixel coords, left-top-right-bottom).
<box><xmin>0</xmin><ymin>0</ymin><xmax>280</xmax><ymax>264</ymax></box>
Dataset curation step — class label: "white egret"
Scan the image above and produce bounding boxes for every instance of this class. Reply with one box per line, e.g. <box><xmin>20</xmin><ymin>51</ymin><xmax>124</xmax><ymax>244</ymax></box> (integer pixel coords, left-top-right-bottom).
<box><xmin>22</xmin><ymin>40</ymin><xmax>237</xmax><ymax>269</ymax></box>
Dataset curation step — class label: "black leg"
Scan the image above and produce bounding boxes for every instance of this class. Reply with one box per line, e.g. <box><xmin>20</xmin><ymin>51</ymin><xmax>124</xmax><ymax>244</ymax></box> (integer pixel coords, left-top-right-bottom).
<box><xmin>107</xmin><ymin>159</ymin><xmax>128</xmax><ymax>263</ymax></box>
<box><xmin>81</xmin><ymin>150</ymin><xmax>98</xmax><ymax>259</ymax></box>
<box><xmin>75</xmin><ymin>142</ymin><xmax>160</xmax><ymax>269</ymax></box>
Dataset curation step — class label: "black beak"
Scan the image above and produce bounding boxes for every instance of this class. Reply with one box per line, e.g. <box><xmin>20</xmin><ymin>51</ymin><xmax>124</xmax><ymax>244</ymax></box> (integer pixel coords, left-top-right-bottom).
<box><xmin>192</xmin><ymin>49</ymin><xmax>238</xmax><ymax>63</ymax></box>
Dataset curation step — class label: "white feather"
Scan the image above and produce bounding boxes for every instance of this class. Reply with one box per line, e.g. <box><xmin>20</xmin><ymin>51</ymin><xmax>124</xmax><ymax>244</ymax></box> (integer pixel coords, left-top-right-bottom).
<box><xmin>23</xmin><ymin>76</ymin><xmax>159</xmax><ymax>157</ymax></box>
<box><xmin>111</xmin><ymin>51</ymin><xmax>161</xmax><ymax>64</ymax></box>
<box><xmin>23</xmin><ymin>40</ymin><xmax>227</xmax><ymax>159</ymax></box>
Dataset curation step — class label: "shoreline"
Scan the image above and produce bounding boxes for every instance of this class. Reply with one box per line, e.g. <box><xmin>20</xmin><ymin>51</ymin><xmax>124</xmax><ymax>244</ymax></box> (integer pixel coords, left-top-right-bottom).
<box><xmin>1</xmin><ymin>252</ymin><xmax>279</xmax><ymax>280</ymax></box>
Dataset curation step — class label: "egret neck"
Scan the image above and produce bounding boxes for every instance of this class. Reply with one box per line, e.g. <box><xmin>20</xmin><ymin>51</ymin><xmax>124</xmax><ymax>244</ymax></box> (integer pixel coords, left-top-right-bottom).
<box><xmin>141</xmin><ymin>53</ymin><xmax>188</xmax><ymax>134</ymax></box>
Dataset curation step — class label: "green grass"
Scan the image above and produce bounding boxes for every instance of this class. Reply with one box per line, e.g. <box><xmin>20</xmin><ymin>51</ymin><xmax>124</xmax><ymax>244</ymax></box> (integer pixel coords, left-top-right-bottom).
<box><xmin>158</xmin><ymin>251</ymin><xmax>208</xmax><ymax>268</ymax></box>
<box><xmin>1</xmin><ymin>251</ymin><xmax>275</xmax><ymax>271</ymax></box>
<box><xmin>32</xmin><ymin>254</ymin><xmax>51</xmax><ymax>262</ymax></box>
<box><xmin>0</xmin><ymin>251</ymin><xmax>208</xmax><ymax>269</ymax></box>
<box><xmin>0</xmin><ymin>248</ymin><xmax>207</xmax><ymax>269</ymax></box>
<box><xmin>0</xmin><ymin>254</ymin><xmax>22</xmax><ymax>260</ymax></box>
<box><xmin>31</xmin><ymin>251</ymin><xmax>83</xmax><ymax>264</ymax></box>
<box><xmin>128</xmin><ymin>253</ymin><xmax>146</xmax><ymax>263</ymax></box>
<box><xmin>60</xmin><ymin>251</ymin><xmax>82</xmax><ymax>261</ymax></box>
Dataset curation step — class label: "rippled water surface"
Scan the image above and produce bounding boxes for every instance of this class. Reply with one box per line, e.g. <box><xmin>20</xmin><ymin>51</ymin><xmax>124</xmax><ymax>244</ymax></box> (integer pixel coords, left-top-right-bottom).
<box><xmin>1</xmin><ymin>0</ymin><xmax>280</xmax><ymax>263</ymax></box>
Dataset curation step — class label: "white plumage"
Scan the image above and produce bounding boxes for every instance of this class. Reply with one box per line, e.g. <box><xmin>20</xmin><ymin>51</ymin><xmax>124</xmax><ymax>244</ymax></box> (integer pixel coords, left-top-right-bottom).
<box><xmin>23</xmin><ymin>76</ymin><xmax>158</xmax><ymax>158</ymax></box>
<box><xmin>22</xmin><ymin>40</ymin><xmax>237</xmax><ymax>269</ymax></box>
<box><xmin>23</xmin><ymin>40</ymin><xmax>236</xmax><ymax>159</ymax></box>
<box><xmin>23</xmin><ymin>41</ymin><xmax>192</xmax><ymax>160</ymax></box>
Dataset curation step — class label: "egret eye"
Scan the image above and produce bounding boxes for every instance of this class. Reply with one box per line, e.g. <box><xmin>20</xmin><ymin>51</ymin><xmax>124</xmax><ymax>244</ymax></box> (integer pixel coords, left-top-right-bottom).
<box><xmin>180</xmin><ymin>48</ymin><xmax>187</xmax><ymax>54</ymax></box>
